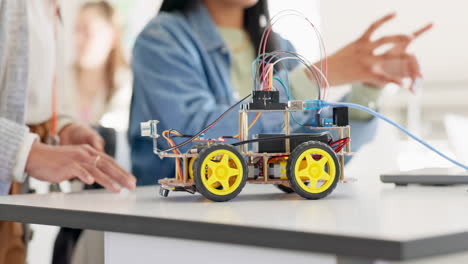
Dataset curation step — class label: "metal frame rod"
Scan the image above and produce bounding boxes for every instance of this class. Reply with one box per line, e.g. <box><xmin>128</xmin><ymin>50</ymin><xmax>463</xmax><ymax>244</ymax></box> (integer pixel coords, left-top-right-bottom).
<box><xmin>284</xmin><ymin>112</ymin><xmax>291</xmax><ymax>153</ymax></box>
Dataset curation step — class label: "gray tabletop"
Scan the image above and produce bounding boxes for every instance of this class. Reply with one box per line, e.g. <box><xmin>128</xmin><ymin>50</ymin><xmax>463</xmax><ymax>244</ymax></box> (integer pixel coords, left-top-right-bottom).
<box><xmin>1</xmin><ymin>175</ymin><xmax>468</xmax><ymax>261</ymax></box>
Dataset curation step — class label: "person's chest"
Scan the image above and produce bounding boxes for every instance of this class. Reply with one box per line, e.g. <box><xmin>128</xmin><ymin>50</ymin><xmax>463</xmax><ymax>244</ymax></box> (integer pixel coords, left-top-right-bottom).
<box><xmin>25</xmin><ymin>0</ymin><xmax>56</xmax><ymax>124</ymax></box>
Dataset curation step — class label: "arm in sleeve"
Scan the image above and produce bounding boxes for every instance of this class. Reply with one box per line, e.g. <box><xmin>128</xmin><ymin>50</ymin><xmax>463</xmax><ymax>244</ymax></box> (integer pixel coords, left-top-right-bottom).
<box><xmin>288</xmin><ymin>66</ymin><xmax>319</xmax><ymax>101</ymax></box>
<box><xmin>288</xmin><ymin>71</ymin><xmax>381</xmax><ymax>153</ymax></box>
<box><xmin>345</xmin><ymin>83</ymin><xmax>383</xmax><ymax>120</ymax></box>
<box><xmin>275</xmin><ymin>37</ymin><xmax>379</xmax><ymax>154</ymax></box>
<box><xmin>0</xmin><ymin>0</ymin><xmax>32</xmax><ymax>194</ymax></box>
<box><xmin>277</xmin><ymin>36</ymin><xmax>383</xmax><ymax>120</ymax></box>
<box><xmin>0</xmin><ymin>119</ymin><xmax>29</xmax><ymax>188</ymax></box>
<box><xmin>288</xmin><ymin>68</ymin><xmax>383</xmax><ymax>121</ymax></box>
<box><xmin>276</xmin><ymin>37</ymin><xmax>320</xmax><ymax>101</ymax></box>
<box><xmin>129</xmin><ymin>22</ymin><xmax>277</xmax><ymax>151</ymax></box>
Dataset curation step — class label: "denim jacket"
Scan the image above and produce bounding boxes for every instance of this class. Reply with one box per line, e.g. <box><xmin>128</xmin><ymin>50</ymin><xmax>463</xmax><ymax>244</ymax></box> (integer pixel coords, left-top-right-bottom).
<box><xmin>129</xmin><ymin>3</ymin><xmax>377</xmax><ymax>185</ymax></box>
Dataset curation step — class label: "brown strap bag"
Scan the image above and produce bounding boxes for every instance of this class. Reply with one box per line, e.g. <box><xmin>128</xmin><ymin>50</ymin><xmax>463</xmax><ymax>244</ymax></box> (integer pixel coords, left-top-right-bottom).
<box><xmin>0</xmin><ymin>121</ymin><xmax>57</xmax><ymax>264</ymax></box>
<box><xmin>0</xmin><ymin>182</ymin><xmax>26</xmax><ymax>264</ymax></box>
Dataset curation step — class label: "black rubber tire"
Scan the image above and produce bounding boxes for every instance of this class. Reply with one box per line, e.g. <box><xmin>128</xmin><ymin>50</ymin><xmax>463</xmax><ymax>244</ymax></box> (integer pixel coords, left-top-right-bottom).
<box><xmin>193</xmin><ymin>144</ymin><xmax>247</xmax><ymax>202</ymax></box>
<box><xmin>187</xmin><ymin>143</ymin><xmax>209</xmax><ymax>179</ymax></box>
<box><xmin>275</xmin><ymin>184</ymin><xmax>295</xmax><ymax>194</ymax></box>
<box><xmin>287</xmin><ymin>141</ymin><xmax>340</xmax><ymax>200</ymax></box>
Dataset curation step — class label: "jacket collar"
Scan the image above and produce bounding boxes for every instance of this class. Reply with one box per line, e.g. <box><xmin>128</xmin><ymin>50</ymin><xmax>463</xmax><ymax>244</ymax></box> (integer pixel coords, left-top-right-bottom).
<box><xmin>185</xmin><ymin>1</ymin><xmax>226</xmax><ymax>52</ymax></box>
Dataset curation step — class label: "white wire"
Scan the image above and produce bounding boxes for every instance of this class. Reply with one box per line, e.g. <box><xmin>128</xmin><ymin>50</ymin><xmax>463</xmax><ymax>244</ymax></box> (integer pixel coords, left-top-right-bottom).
<box><xmin>253</xmin><ymin>52</ymin><xmax>310</xmax><ymax>88</ymax></box>
<box><xmin>258</xmin><ymin>10</ymin><xmax>326</xmax><ymax>63</ymax></box>
<box><xmin>257</xmin><ymin>10</ymin><xmax>327</xmax><ymax>91</ymax></box>
<box><xmin>260</xmin><ymin>56</ymin><xmax>330</xmax><ymax>98</ymax></box>
<box><xmin>254</xmin><ymin>51</ymin><xmax>320</xmax><ymax>91</ymax></box>
<box><xmin>258</xmin><ymin>15</ymin><xmax>325</xmax><ymax>79</ymax></box>
<box><xmin>261</xmin><ymin>56</ymin><xmax>329</xmax><ymax>88</ymax></box>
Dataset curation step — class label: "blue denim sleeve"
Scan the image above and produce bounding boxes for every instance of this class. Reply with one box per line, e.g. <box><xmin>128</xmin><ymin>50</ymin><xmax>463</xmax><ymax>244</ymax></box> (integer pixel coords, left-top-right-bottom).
<box><xmin>129</xmin><ymin>23</ymin><xmax>274</xmax><ymax>142</ymax></box>
<box><xmin>129</xmin><ymin>19</ymin><xmax>284</xmax><ymax>183</ymax></box>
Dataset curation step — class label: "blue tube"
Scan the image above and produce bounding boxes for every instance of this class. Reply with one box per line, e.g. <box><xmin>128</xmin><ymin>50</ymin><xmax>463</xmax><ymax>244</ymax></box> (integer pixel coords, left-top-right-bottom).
<box><xmin>323</xmin><ymin>101</ymin><xmax>468</xmax><ymax>171</ymax></box>
<box><xmin>304</xmin><ymin>100</ymin><xmax>327</xmax><ymax>110</ymax></box>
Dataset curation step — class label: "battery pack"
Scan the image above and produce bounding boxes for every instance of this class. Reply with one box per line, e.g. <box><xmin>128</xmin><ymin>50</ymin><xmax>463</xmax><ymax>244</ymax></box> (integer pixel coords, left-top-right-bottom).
<box><xmin>333</xmin><ymin>107</ymin><xmax>349</xmax><ymax>126</ymax></box>
<box><xmin>253</xmin><ymin>133</ymin><xmax>331</xmax><ymax>153</ymax></box>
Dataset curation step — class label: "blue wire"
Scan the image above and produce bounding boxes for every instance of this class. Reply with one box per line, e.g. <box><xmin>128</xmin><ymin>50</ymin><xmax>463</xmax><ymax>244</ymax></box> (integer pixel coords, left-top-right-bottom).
<box><xmin>273</xmin><ymin>77</ymin><xmax>291</xmax><ymax>99</ymax></box>
<box><xmin>273</xmin><ymin>76</ymin><xmax>306</xmax><ymax>127</ymax></box>
<box><xmin>325</xmin><ymin>101</ymin><xmax>468</xmax><ymax>171</ymax></box>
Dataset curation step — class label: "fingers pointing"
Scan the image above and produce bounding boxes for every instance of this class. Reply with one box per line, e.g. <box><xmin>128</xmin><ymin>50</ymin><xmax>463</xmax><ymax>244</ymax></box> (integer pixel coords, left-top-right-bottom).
<box><xmin>371</xmin><ymin>34</ymin><xmax>412</xmax><ymax>49</ymax></box>
<box><xmin>412</xmin><ymin>23</ymin><xmax>434</xmax><ymax>38</ymax></box>
<box><xmin>361</xmin><ymin>12</ymin><xmax>396</xmax><ymax>41</ymax></box>
<box><xmin>374</xmin><ymin>71</ymin><xmax>403</xmax><ymax>86</ymax></box>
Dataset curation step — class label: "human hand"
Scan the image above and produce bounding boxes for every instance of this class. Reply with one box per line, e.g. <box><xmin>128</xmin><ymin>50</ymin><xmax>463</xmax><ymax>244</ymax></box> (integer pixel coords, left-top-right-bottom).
<box><xmin>369</xmin><ymin>23</ymin><xmax>433</xmax><ymax>91</ymax></box>
<box><xmin>324</xmin><ymin>13</ymin><xmax>432</xmax><ymax>91</ymax></box>
<box><xmin>25</xmin><ymin>142</ymin><xmax>136</xmax><ymax>193</ymax></box>
<box><xmin>59</xmin><ymin>123</ymin><xmax>105</xmax><ymax>151</ymax></box>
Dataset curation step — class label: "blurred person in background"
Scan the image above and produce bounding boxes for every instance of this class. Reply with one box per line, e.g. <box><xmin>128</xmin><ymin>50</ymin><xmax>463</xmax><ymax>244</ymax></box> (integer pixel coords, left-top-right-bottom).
<box><xmin>71</xmin><ymin>1</ymin><xmax>131</xmax><ymax>131</ymax></box>
<box><xmin>0</xmin><ymin>1</ymin><xmax>136</xmax><ymax>264</ymax></box>
<box><xmin>129</xmin><ymin>0</ymin><xmax>432</xmax><ymax>185</ymax></box>
<box><xmin>53</xmin><ymin>2</ymin><xmax>133</xmax><ymax>264</ymax></box>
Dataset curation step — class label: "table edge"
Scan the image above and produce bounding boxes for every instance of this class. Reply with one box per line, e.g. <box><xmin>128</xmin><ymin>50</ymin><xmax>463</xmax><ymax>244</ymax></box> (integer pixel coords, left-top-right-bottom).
<box><xmin>2</xmin><ymin>203</ymin><xmax>463</xmax><ymax>260</ymax></box>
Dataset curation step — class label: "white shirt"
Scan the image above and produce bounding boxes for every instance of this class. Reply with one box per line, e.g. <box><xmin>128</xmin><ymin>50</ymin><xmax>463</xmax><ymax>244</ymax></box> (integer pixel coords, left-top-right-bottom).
<box><xmin>13</xmin><ymin>0</ymin><xmax>72</xmax><ymax>182</ymax></box>
<box><xmin>26</xmin><ymin>0</ymin><xmax>73</xmax><ymax>126</ymax></box>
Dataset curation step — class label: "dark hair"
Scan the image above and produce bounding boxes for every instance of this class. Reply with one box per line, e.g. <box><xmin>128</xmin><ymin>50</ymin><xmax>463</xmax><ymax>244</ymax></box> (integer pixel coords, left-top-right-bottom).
<box><xmin>159</xmin><ymin>0</ymin><xmax>277</xmax><ymax>53</ymax></box>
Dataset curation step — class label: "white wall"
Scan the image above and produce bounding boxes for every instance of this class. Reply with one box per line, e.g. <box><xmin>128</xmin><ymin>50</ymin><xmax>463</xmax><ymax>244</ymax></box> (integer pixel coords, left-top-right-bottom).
<box><xmin>320</xmin><ymin>0</ymin><xmax>468</xmax><ymax>82</ymax></box>
<box><xmin>269</xmin><ymin>0</ymin><xmax>321</xmax><ymax>61</ymax></box>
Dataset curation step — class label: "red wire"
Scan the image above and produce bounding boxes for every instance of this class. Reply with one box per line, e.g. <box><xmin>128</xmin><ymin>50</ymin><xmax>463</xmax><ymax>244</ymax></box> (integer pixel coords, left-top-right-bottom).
<box><xmin>259</xmin><ymin>16</ymin><xmax>329</xmax><ymax>98</ymax></box>
<box><xmin>330</xmin><ymin>138</ymin><xmax>349</xmax><ymax>145</ymax></box>
<box><xmin>164</xmin><ymin>131</ymin><xmax>184</xmax><ymax>180</ymax></box>
<box><xmin>330</xmin><ymin>138</ymin><xmax>350</xmax><ymax>153</ymax></box>
<box><xmin>261</xmin><ymin>26</ymin><xmax>274</xmax><ymax>90</ymax></box>
<box><xmin>267</xmin><ymin>156</ymin><xmax>288</xmax><ymax>163</ymax></box>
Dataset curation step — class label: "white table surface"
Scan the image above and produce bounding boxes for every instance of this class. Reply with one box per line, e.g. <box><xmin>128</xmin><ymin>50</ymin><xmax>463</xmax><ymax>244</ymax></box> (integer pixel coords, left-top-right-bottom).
<box><xmin>1</xmin><ymin>172</ymin><xmax>468</xmax><ymax>261</ymax></box>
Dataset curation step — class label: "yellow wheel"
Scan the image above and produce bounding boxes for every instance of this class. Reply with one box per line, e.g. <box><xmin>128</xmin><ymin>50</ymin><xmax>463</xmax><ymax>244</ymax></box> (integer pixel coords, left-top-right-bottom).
<box><xmin>188</xmin><ymin>144</ymin><xmax>221</xmax><ymax>188</ymax></box>
<box><xmin>187</xmin><ymin>143</ymin><xmax>208</xmax><ymax>180</ymax></box>
<box><xmin>287</xmin><ymin>141</ymin><xmax>340</xmax><ymax>200</ymax></box>
<box><xmin>193</xmin><ymin>144</ymin><xmax>247</xmax><ymax>202</ymax></box>
<box><xmin>189</xmin><ymin>156</ymin><xmax>222</xmax><ymax>188</ymax></box>
<box><xmin>188</xmin><ymin>157</ymin><xmax>196</xmax><ymax>179</ymax></box>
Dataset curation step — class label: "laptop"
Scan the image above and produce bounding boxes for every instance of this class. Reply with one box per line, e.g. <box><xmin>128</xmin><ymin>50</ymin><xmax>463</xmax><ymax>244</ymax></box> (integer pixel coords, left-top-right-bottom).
<box><xmin>380</xmin><ymin>114</ymin><xmax>468</xmax><ymax>186</ymax></box>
